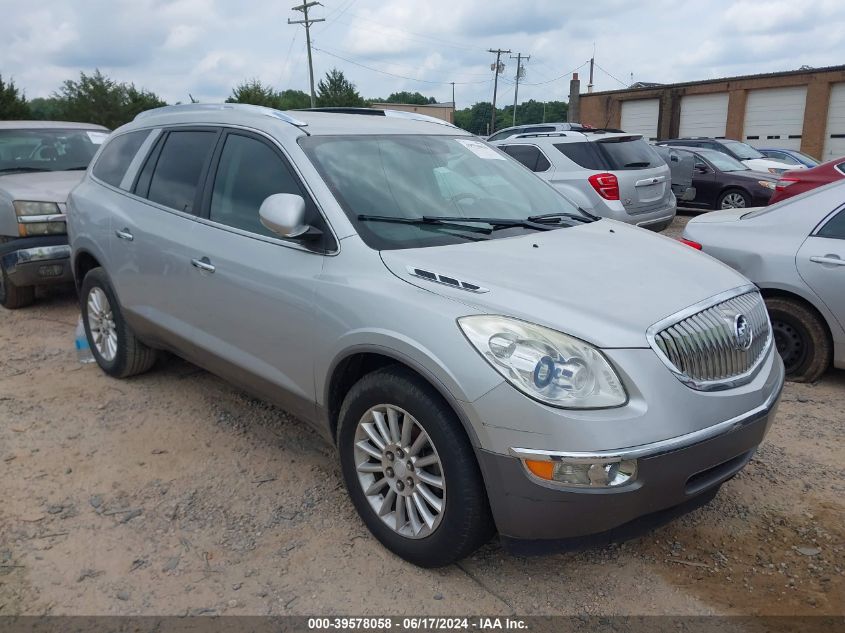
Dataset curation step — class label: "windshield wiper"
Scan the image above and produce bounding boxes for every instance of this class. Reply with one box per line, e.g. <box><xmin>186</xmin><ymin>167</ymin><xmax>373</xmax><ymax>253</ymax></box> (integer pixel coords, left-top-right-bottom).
<box><xmin>528</xmin><ymin>210</ymin><xmax>599</xmax><ymax>224</ymax></box>
<box><xmin>357</xmin><ymin>214</ymin><xmax>557</xmax><ymax>232</ymax></box>
<box><xmin>0</xmin><ymin>167</ymin><xmax>50</xmax><ymax>174</ymax></box>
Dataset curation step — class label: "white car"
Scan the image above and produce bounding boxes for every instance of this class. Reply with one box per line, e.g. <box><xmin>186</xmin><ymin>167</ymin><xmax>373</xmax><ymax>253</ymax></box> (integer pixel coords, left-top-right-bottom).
<box><xmin>682</xmin><ymin>180</ymin><xmax>845</xmax><ymax>383</ymax></box>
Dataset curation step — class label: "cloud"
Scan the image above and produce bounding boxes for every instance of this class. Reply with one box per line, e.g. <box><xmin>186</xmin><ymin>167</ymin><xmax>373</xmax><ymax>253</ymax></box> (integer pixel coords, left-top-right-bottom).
<box><xmin>0</xmin><ymin>0</ymin><xmax>843</xmax><ymax>107</ymax></box>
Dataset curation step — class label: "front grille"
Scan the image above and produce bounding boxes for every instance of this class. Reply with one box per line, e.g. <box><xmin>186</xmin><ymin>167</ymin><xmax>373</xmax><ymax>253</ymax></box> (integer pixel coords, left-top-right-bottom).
<box><xmin>648</xmin><ymin>289</ymin><xmax>771</xmax><ymax>389</ymax></box>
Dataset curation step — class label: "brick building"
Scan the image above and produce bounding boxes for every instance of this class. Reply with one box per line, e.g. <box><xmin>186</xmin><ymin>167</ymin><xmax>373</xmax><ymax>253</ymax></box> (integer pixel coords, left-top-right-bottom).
<box><xmin>578</xmin><ymin>65</ymin><xmax>845</xmax><ymax>161</ymax></box>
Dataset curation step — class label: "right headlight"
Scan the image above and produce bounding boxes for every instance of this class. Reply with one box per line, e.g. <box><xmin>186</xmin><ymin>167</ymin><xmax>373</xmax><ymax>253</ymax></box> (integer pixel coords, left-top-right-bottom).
<box><xmin>458</xmin><ymin>315</ymin><xmax>627</xmax><ymax>409</ymax></box>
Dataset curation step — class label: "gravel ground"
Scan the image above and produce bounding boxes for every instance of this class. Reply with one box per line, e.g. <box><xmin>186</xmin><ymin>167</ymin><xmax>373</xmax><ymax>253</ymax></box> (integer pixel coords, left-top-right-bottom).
<box><xmin>1</xmin><ymin>215</ymin><xmax>843</xmax><ymax>616</ymax></box>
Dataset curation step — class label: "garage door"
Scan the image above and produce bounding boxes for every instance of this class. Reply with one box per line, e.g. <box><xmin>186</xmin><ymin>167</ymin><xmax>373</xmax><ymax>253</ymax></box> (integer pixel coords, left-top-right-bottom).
<box><xmin>621</xmin><ymin>99</ymin><xmax>659</xmax><ymax>141</ymax></box>
<box><xmin>743</xmin><ymin>86</ymin><xmax>807</xmax><ymax>151</ymax></box>
<box><xmin>679</xmin><ymin>93</ymin><xmax>729</xmax><ymax>138</ymax></box>
<box><xmin>823</xmin><ymin>82</ymin><xmax>845</xmax><ymax>161</ymax></box>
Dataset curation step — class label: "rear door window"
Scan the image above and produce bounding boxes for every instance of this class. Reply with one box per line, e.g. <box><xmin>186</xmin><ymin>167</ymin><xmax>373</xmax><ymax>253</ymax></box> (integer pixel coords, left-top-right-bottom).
<box><xmin>92</xmin><ymin>130</ymin><xmax>149</xmax><ymax>188</ymax></box>
<box><xmin>140</xmin><ymin>130</ymin><xmax>218</xmax><ymax>214</ymax></box>
<box><xmin>818</xmin><ymin>209</ymin><xmax>845</xmax><ymax>239</ymax></box>
<box><xmin>501</xmin><ymin>145</ymin><xmax>551</xmax><ymax>172</ymax></box>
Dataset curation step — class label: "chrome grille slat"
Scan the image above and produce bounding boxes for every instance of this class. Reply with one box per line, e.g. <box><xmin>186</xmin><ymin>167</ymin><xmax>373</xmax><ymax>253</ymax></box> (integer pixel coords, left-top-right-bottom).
<box><xmin>647</xmin><ymin>289</ymin><xmax>772</xmax><ymax>391</ymax></box>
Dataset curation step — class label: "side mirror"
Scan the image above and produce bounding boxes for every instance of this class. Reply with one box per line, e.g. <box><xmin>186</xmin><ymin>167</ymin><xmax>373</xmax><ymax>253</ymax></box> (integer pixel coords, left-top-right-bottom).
<box><xmin>259</xmin><ymin>194</ymin><xmax>321</xmax><ymax>240</ymax></box>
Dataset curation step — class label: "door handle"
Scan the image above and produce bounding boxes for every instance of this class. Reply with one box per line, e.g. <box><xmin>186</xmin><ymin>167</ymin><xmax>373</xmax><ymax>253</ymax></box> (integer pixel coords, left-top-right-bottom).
<box><xmin>809</xmin><ymin>255</ymin><xmax>845</xmax><ymax>267</ymax></box>
<box><xmin>191</xmin><ymin>257</ymin><xmax>216</xmax><ymax>273</ymax></box>
<box><xmin>115</xmin><ymin>228</ymin><xmax>134</xmax><ymax>241</ymax></box>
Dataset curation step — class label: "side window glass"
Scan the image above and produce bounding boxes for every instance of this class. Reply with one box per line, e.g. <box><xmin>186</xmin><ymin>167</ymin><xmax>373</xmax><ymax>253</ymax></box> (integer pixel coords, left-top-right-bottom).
<box><xmin>502</xmin><ymin>145</ymin><xmax>542</xmax><ymax>171</ymax></box>
<box><xmin>818</xmin><ymin>209</ymin><xmax>845</xmax><ymax>239</ymax></box>
<box><xmin>92</xmin><ymin>130</ymin><xmax>149</xmax><ymax>188</ymax></box>
<box><xmin>146</xmin><ymin>131</ymin><xmax>217</xmax><ymax>213</ymax></box>
<box><xmin>553</xmin><ymin>142</ymin><xmax>606</xmax><ymax>170</ymax></box>
<box><xmin>209</xmin><ymin>134</ymin><xmax>306</xmax><ymax>238</ymax></box>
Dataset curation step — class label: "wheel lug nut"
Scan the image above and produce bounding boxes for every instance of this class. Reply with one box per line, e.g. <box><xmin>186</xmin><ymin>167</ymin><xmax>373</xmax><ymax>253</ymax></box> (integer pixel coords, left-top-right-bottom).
<box><xmin>396</xmin><ymin>449</ymin><xmax>405</xmax><ymax>459</ymax></box>
<box><xmin>406</xmin><ymin>461</ymin><xmax>414</xmax><ymax>471</ymax></box>
<box><xmin>385</xmin><ymin>451</ymin><xmax>394</xmax><ymax>461</ymax></box>
<box><xmin>406</xmin><ymin>478</ymin><xmax>414</xmax><ymax>488</ymax></box>
<box><xmin>385</xmin><ymin>467</ymin><xmax>394</xmax><ymax>478</ymax></box>
<box><xmin>396</xmin><ymin>481</ymin><xmax>404</xmax><ymax>491</ymax></box>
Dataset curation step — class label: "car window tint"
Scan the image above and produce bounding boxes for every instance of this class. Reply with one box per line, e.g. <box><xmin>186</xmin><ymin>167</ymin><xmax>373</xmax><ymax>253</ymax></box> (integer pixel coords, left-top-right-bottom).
<box><xmin>501</xmin><ymin>145</ymin><xmax>550</xmax><ymax>172</ymax></box>
<box><xmin>595</xmin><ymin>138</ymin><xmax>661</xmax><ymax>170</ymax></box>
<box><xmin>553</xmin><ymin>142</ymin><xmax>606</xmax><ymax>170</ymax></box>
<box><xmin>92</xmin><ymin>130</ymin><xmax>149</xmax><ymax>188</ymax></box>
<box><xmin>146</xmin><ymin>131</ymin><xmax>217</xmax><ymax>213</ymax></box>
<box><xmin>818</xmin><ymin>209</ymin><xmax>845</xmax><ymax>239</ymax></box>
<box><xmin>210</xmin><ymin>134</ymin><xmax>304</xmax><ymax>238</ymax></box>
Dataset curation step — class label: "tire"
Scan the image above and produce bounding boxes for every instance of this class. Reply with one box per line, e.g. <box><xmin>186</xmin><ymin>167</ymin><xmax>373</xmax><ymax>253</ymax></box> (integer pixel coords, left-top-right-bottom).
<box><xmin>716</xmin><ymin>188</ymin><xmax>751</xmax><ymax>210</ymax></box>
<box><xmin>338</xmin><ymin>366</ymin><xmax>493</xmax><ymax>567</ymax></box>
<box><xmin>0</xmin><ymin>263</ymin><xmax>35</xmax><ymax>309</ymax></box>
<box><xmin>80</xmin><ymin>267</ymin><xmax>157</xmax><ymax>378</ymax></box>
<box><xmin>766</xmin><ymin>297</ymin><xmax>831</xmax><ymax>382</ymax></box>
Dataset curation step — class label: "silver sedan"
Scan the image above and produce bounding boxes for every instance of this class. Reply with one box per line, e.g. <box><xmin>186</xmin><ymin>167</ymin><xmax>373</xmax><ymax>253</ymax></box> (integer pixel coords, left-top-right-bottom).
<box><xmin>682</xmin><ymin>180</ymin><xmax>845</xmax><ymax>382</ymax></box>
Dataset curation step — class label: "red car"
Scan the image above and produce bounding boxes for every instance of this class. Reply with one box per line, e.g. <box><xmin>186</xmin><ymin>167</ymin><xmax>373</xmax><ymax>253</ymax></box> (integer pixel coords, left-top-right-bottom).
<box><xmin>769</xmin><ymin>156</ymin><xmax>845</xmax><ymax>203</ymax></box>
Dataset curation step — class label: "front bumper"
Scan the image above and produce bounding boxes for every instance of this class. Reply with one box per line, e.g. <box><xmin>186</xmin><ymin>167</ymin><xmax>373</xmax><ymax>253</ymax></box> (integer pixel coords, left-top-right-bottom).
<box><xmin>476</xmin><ymin>361</ymin><xmax>783</xmax><ymax>541</ymax></box>
<box><xmin>0</xmin><ymin>236</ymin><xmax>72</xmax><ymax>287</ymax></box>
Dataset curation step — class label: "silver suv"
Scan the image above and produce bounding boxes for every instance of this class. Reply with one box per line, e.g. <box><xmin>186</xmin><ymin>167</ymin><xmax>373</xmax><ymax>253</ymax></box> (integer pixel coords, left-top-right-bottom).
<box><xmin>68</xmin><ymin>104</ymin><xmax>784</xmax><ymax>567</ymax></box>
<box><xmin>492</xmin><ymin>131</ymin><xmax>677</xmax><ymax>231</ymax></box>
<box><xmin>0</xmin><ymin>121</ymin><xmax>109</xmax><ymax>308</ymax></box>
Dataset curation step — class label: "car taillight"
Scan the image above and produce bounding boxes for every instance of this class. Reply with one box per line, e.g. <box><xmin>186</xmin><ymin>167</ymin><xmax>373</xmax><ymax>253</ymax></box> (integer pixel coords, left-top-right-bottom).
<box><xmin>679</xmin><ymin>238</ymin><xmax>702</xmax><ymax>250</ymax></box>
<box><xmin>588</xmin><ymin>172</ymin><xmax>620</xmax><ymax>200</ymax></box>
<box><xmin>775</xmin><ymin>177</ymin><xmax>800</xmax><ymax>191</ymax></box>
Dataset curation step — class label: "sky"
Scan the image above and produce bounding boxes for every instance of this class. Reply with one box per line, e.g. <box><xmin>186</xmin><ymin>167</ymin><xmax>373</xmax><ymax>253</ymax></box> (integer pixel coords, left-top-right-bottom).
<box><xmin>2</xmin><ymin>0</ymin><xmax>844</xmax><ymax>109</ymax></box>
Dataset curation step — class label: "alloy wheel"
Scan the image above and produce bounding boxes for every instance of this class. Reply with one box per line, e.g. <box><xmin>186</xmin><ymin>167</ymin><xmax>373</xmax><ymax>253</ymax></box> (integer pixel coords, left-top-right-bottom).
<box><xmin>721</xmin><ymin>193</ymin><xmax>747</xmax><ymax>209</ymax></box>
<box><xmin>86</xmin><ymin>287</ymin><xmax>118</xmax><ymax>362</ymax></box>
<box><xmin>353</xmin><ymin>404</ymin><xmax>445</xmax><ymax>539</ymax></box>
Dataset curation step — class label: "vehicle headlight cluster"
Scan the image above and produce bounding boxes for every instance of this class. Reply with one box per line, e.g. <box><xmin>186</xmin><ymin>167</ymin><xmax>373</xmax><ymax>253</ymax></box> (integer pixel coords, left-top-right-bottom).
<box><xmin>458</xmin><ymin>315</ymin><xmax>627</xmax><ymax>408</ymax></box>
<box><xmin>13</xmin><ymin>201</ymin><xmax>65</xmax><ymax>236</ymax></box>
<box><xmin>757</xmin><ymin>180</ymin><xmax>776</xmax><ymax>190</ymax></box>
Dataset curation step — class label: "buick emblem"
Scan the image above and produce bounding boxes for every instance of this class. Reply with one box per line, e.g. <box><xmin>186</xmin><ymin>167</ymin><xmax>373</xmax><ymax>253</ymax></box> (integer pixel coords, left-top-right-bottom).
<box><xmin>733</xmin><ymin>314</ymin><xmax>753</xmax><ymax>351</ymax></box>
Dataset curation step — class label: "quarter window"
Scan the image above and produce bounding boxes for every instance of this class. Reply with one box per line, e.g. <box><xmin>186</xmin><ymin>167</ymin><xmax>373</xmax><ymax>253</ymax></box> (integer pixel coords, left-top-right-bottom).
<box><xmin>818</xmin><ymin>209</ymin><xmax>845</xmax><ymax>239</ymax></box>
<box><xmin>92</xmin><ymin>130</ymin><xmax>149</xmax><ymax>188</ymax></box>
<box><xmin>209</xmin><ymin>134</ymin><xmax>304</xmax><ymax>237</ymax></box>
<box><xmin>553</xmin><ymin>142</ymin><xmax>605</xmax><ymax>169</ymax></box>
<box><xmin>145</xmin><ymin>131</ymin><xmax>217</xmax><ymax>213</ymax></box>
<box><xmin>501</xmin><ymin>145</ymin><xmax>551</xmax><ymax>172</ymax></box>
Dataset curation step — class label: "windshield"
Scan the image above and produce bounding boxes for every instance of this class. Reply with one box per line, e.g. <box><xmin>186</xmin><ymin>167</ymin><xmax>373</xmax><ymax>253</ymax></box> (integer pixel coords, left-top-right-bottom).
<box><xmin>0</xmin><ymin>128</ymin><xmax>106</xmax><ymax>174</ymax></box>
<box><xmin>300</xmin><ymin>134</ymin><xmax>585</xmax><ymax>250</ymax></box>
<box><xmin>700</xmin><ymin>150</ymin><xmax>748</xmax><ymax>172</ymax></box>
<box><xmin>722</xmin><ymin>140</ymin><xmax>764</xmax><ymax>160</ymax></box>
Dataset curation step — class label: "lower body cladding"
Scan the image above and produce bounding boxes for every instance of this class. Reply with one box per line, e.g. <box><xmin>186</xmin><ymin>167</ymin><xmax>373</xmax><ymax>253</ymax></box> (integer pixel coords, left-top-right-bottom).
<box><xmin>465</xmin><ymin>348</ymin><xmax>784</xmax><ymax>545</ymax></box>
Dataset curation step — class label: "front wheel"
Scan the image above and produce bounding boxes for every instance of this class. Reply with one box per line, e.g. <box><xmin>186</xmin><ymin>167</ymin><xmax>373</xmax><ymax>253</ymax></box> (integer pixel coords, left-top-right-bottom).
<box><xmin>717</xmin><ymin>188</ymin><xmax>750</xmax><ymax>210</ymax></box>
<box><xmin>766</xmin><ymin>297</ymin><xmax>831</xmax><ymax>382</ymax></box>
<box><xmin>338</xmin><ymin>366</ymin><xmax>493</xmax><ymax>567</ymax></box>
<box><xmin>80</xmin><ymin>267</ymin><xmax>157</xmax><ymax>378</ymax></box>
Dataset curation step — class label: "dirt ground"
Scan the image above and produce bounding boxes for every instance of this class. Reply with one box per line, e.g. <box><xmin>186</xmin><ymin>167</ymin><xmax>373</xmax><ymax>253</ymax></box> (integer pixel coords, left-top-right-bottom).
<box><xmin>1</xmin><ymin>215</ymin><xmax>843</xmax><ymax>617</ymax></box>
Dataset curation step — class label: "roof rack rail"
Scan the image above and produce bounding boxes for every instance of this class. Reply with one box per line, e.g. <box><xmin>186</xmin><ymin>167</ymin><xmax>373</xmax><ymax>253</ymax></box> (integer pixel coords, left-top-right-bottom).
<box><xmin>134</xmin><ymin>103</ymin><xmax>308</xmax><ymax>128</ymax></box>
<box><xmin>297</xmin><ymin>107</ymin><xmax>458</xmax><ymax>128</ymax></box>
<box><xmin>512</xmin><ymin>132</ymin><xmax>570</xmax><ymax>139</ymax></box>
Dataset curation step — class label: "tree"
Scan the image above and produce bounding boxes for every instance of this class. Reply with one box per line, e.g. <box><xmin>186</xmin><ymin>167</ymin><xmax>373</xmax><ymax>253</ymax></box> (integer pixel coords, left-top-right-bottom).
<box><xmin>227</xmin><ymin>80</ymin><xmax>311</xmax><ymax>111</ymax></box>
<box><xmin>53</xmin><ymin>70</ymin><xmax>165</xmax><ymax>129</ymax></box>
<box><xmin>0</xmin><ymin>75</ymin><xmax>30</xmax><ymax>119</ymax></box>
<box><xmin>28</xmin><ymin>97</ymin><xmax>63</xmax><ymax>120</ymax></box>
<box><xmin>385</xmin><ymin>91</ymin><xmax>436</xmax><ymax>105</ymax></box>
<box><xmin>278</xmin><ymin>89</ymin><xmax>310</xmax><ymax>110</ymax></box>
<box><xmin>316</xmin><ymin>69</ymin><xmax>364</xmax><ymax>108</ymax></box>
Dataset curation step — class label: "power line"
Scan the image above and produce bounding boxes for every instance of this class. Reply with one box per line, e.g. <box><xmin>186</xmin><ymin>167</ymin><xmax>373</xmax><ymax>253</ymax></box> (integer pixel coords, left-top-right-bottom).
<box><xmin>312</xmin><ymin>44</ymin><xmax>491</xmax><ymax>79</ymax></box>
<box><xmin>312</xmin><ymin>46</ymin><xmax>489</xmax><ymax>85</ymax></box>
<box><xmin>288</xmin><ymin>1</ymin><xmax>326</xmax><ymax>108</ymax></box>
<box><xmin>517</xmin><ymin>60</ymin><xmax>591</xmax><ymax>86</ymax></box>
<box><xmin>488</xmin><ymin>48</ymin><xmax>510</xmax><ymax>133</ymax></box>
<box><xmin>333</xmin><ymin>10</ymin><xmax>484</xmax><ymax>53</ymax></box>
<box><xmin>593</xmin><ymin>61</ymin><xmax>628</xmax><ymax>87</ymax></box>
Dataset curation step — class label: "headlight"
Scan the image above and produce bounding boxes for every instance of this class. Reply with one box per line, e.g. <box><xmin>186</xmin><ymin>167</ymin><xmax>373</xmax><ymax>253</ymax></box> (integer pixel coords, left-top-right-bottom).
<box><xmin>757</xmin><ymin>180</ymin><xmax>776</xmax><ymax>190</ymax></box>
<box><xmin>767</xmin><ymin>167</ymin><xmax>786</xmax><ymax>175</ymax></box>
<box><xmin>458</xmin><ymin>315</ymin><xmax>627</xmax><ymax>408</ymax></box>
<box><xmin>13</xmin><ymin>201</ymin><xmax>65</xmax><ymax>236</ymax></box>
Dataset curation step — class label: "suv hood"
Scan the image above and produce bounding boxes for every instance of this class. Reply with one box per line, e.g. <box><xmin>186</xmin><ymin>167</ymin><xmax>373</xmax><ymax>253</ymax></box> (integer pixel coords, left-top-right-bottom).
<box><xmin>0</xmin><ymin>171</ymin><xmax>86</xmax><ymax>204</ymax></box>
<box><xmin>380</xmin><ymin>220</ymin><xmax>750</xmax><ymax>348</ymax></box>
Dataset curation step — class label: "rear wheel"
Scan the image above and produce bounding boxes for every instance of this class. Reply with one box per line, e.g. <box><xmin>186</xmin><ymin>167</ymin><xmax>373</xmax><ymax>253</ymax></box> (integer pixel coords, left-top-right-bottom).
<box><xmin>0</xmin><ymin>264</ymin><xmax>35</xmax><ymax>309</ymax></box>
<box><xmin>338</xmin><ymin>366</ymin><xmax>493</xmax><ymax>567</ymax></box>
<box><xmin>80</xmin><ymin>267</ymin><xmax>157</xmax><ymax>378</ymax></box>
<box><xmin>766</xmin><ymin>297</ymin><xmax>831</xmax><ymax>382</ymax></box>
<box><xmin>717</xmin><ymin>188</ymin><xmax>750</xmax><ymax>210</ymax></box>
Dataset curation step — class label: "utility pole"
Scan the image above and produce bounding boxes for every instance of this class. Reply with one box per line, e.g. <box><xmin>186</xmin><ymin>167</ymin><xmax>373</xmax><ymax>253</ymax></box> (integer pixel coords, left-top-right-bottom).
<box><xmin>451</xmin><ymin>82</ymin><xmax>455</xmax><ymax>108</ymax></box>
<box><xmin>488</xmin><ymin>48</ymin><xmax>510</xmax><ymax>133</ymax></box>
<box><xmin>510</xmin><ymin>52</ymin><xmax>529</xmax><ymax>127</ymax></box>
<box><xmin>288</xmin><ymin>1</ymin><xmax>325</xmax><ymax>108</ymax></box>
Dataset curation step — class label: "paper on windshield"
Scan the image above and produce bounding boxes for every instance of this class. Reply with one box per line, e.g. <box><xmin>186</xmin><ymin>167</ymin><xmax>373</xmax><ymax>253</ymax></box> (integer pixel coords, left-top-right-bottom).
<box><xmin>86</xmin><ymin>131</ymin><xmax>109</xmax><ymax>145</ymax></box>
<box><xmin>455</xmin><ymin>138</ymin><xmax>505</xmax><ymax>160</ymax></box>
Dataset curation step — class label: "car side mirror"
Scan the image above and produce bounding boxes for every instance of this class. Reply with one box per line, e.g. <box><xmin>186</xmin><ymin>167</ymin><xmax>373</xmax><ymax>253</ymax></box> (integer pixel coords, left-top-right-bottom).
<box><xmin>259</xmin><ymin>194</ymin><xmax>321</xmax><ymax>240</ymax></box>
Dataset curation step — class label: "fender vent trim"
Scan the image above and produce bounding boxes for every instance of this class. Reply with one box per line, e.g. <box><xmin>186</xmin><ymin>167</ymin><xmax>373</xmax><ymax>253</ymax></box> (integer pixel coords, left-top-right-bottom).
<box><xmin>406</xmin><ymin>266</ymin><xmax>489</xmax><ymax>293</ymax></box>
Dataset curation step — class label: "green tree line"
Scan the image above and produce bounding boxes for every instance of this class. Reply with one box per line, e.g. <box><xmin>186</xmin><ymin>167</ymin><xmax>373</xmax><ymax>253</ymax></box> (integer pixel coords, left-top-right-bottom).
<box><xmin>2</xmin><ymin>68</ymin><xmax>567</xmax><ymax>135</ymax></box>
